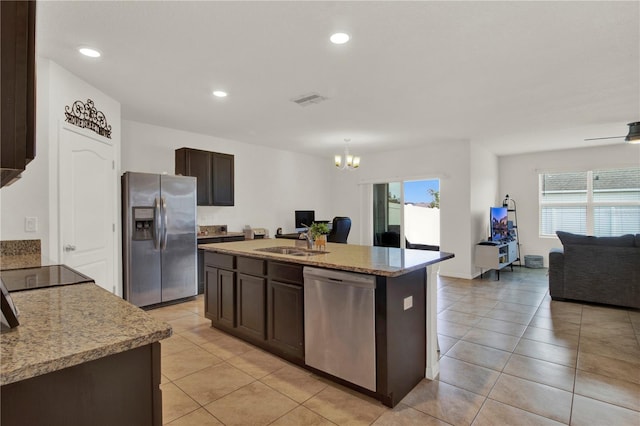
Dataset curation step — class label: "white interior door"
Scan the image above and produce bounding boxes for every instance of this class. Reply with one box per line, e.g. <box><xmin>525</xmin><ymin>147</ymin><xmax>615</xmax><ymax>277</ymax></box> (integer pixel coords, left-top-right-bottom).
<box><xmin>59</xmin><ymin>126</ymin><xmax>116</xmax><ymax>293</ymax></box>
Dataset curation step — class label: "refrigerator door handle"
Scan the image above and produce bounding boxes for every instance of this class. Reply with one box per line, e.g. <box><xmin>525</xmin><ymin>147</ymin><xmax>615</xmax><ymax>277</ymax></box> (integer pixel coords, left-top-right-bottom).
<box><xmin>153</xmin><ymin>197</ymin><xmax>161</xmax><ymax>250</ymax></box>
<box><xmin>161</xmin><ymin>196</ymin><xmax>168</xmax><ymax>250</ymax></box>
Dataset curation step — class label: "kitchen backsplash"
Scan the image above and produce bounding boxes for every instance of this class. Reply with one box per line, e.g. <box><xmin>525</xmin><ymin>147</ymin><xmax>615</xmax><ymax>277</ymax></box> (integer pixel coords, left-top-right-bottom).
<box><xmin>198</xmin><ymin>225</ymin><xmax>228</xmax><ymax>235</ymax></box>
<box><xmin>0</xmin><ymin>239</ymin><xmax>41</xmax><ymax>270</ymax></box>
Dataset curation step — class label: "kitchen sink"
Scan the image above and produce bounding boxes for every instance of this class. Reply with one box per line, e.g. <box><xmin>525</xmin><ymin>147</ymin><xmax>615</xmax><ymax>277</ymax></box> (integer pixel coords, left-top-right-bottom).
<box><xmin>254</xmin><ymin>246</ymin><xmax>328</xmax><ymax>256</ymax></box>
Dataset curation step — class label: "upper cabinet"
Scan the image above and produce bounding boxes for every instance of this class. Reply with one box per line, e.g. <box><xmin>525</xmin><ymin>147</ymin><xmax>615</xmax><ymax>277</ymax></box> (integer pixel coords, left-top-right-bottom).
<box><xmin>0</xmin><ymin>1</ymin><xmax>36</xmax><ymax>188</ymax></box>
<box><xmin>175</xmin><ymin>148</ymin><xmax>234</xmax><ymax>206</ymax></box>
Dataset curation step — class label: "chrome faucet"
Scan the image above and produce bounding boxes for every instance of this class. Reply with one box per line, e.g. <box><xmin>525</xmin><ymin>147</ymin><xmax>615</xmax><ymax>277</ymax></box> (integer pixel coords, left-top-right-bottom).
<box><xmin>297</xmin><ymin>224</ymin><xmax>314</xmax><ymax>249</ymax></box>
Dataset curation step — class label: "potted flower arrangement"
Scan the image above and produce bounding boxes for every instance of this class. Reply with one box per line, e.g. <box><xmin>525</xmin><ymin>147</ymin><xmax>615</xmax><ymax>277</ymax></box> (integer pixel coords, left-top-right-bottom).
<box><xmin>308</xmin><ymin>222</ymin><xmax>329</xmax><ymax>250</ymax></box>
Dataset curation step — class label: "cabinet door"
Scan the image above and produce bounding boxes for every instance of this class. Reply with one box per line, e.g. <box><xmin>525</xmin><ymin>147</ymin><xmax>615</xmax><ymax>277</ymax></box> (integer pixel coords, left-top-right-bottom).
<box><xmin>218</xmin><ymin>269</ymin><xmax>236</xmax><ymax>328</ymax></box>
<box><xmin>189</xmin><ymin>150</ymin><xmax>213</xmax><ymax>206</ymax></box>
<box><xmin>475</xmin><ymin>245</ymin><xmax>499</xmax><ymax>269</ymax></box>
<box><xmin>236</xmin><ymin>273</ymin><xmax>266</xmax><ymax>341</ymax></box>
<box><xmin>267</xmin><ymin>280</ymin><xmax>304</xmax><ymax>360</ymax></box>
<box><xmin>175</xmin><ymin>148</ymin><xmax>212</xmax><ymax>206</ymax></box>
<box><xmin>197</xmin><ymin>249</ymin><xmax>204</xmax><ymax>295</ymax></box>
<box><xmin>0</xmin><ymin>0</ymin><xmax>36</xmax><ymax>188</ymax></box>
<box><xmin>212</xmin><ymin>152</ymin><xmax>234</xmax><ymax>206</ymax></box>
<box><xmin>204</xmin><ymin>266</ymin><xmax>218</xmax><ymax>321</ymax></box>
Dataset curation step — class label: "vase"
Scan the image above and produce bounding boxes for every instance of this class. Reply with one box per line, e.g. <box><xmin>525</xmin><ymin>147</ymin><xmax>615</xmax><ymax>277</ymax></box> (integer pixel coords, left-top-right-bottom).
<box><xmin>314</xmin><ymin>234</ymin><xmax>327</xmax><ymax>250</ymax></box>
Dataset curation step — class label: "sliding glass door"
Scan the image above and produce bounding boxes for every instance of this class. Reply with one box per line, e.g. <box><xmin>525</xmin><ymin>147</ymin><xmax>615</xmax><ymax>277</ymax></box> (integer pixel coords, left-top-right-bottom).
<box><xmin>373</xmin><ymin>180</ymin><xmax>440</xmax><ymax>249</ymax></box>
<box><xmin>373</xmin><ymin>182</ymin><xmax>402</xmax><ymax>247</ymax></box>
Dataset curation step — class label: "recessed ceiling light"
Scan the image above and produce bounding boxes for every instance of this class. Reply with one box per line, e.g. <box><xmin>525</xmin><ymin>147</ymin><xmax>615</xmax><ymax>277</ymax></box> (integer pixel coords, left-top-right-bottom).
<box><xmin>330</xmin><ymin>32</ymin><xmax>350</xmax><ymax>45</ymax></box>
<box><xmin>212</xmin><ymin>90</ymin><xmax>228</xmax><ymax>98</ymax></box>
<box><xmin>78</xmin><ymin>47</ymin><xmax>101</xmax><ymax>58</ymax></box>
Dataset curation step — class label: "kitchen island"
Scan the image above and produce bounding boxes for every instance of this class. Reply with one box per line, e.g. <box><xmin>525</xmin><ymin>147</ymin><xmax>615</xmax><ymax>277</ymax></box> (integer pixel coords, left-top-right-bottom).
<box><xmin>199</xmin><ymin>239</ymin><xmax>454</xmax><ymax>407</ymax></box>
<box><xmin>1</xmin><ymin>282</ymin><xmax>172</xmax><ymax>426</ymax></box>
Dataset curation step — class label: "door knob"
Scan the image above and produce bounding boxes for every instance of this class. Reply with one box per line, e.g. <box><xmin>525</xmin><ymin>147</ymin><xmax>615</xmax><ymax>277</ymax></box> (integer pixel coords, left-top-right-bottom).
<box><xmin>64</xmin><ymin>244</ymin><xmax>76</xmax><ymax>252</ymax></box>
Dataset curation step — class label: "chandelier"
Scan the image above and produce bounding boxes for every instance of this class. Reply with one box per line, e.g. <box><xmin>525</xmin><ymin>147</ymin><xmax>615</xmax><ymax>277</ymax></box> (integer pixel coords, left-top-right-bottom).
<box><xmin>334</xmin><ymin>139</ymin><xmax>361</xmax><ymax>170</ymax></box>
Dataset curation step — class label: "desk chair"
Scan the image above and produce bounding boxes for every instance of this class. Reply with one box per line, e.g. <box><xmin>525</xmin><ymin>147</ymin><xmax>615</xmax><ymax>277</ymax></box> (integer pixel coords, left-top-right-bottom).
<box><xmin>327</xmin><ymin>217</ymin><xmax>351</xmax><ymax>243</ymax></box>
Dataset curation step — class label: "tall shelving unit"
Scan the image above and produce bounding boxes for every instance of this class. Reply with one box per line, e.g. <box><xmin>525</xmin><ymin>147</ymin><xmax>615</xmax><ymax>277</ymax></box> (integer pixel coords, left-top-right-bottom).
<box><xmin>502</xmin><ymin>194</ymin><xmax>521</xmax><ymax>266</ymax></box>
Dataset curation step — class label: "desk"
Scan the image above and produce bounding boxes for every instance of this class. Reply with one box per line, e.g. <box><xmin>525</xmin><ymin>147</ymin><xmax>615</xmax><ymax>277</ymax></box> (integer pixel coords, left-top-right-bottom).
<box><xmin>275</xmin><ymin>233</ymin><xmax>302</xmax><ymax>240</ymax></box>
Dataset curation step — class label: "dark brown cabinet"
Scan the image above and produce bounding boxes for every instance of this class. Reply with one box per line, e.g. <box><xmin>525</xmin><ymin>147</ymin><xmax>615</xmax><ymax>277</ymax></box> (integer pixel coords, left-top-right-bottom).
<box><xmin>217</xmin><ymin>269</ymin><xmax>236</xmax><ymax>328</ymax></box>
<box><xmin>204</xmin><ymin>267</ymin><xmax>218</xmax><ymax>320</ymax></box>
<box><xmin>204</xmin><ymin>267</ymin><xmax>236</xmax><ymax>328</ymax></box>
<box><xmin>204</xmin><ymin>253</ymin><xmax>267</xmax><ymax>342</ymax></box>
<box><xmin>178</xmin><ymin>148</ymin><xmax>211</xmax><ymax>206</ymax></box>
<box><xmin>267</xmin><ymin>261</ymin><xmax>304</xmax><ymax>361</ymax></box>
<box><xmin>1</xmin><ymin>1</ymin><xmax>36</xmax><ymax>188</ymax></box>
<box><xmin>175</xmin><ymin>148</ymin><xmax>234</xmax><ymax>206</ymax></box>
<box><xmin>211</xmin><ymin>153</ymin><xmax>234</xmax><ymax>206</ymax></box>
<box><xmin>1</xmin><ymin>343</ymin><xmax>162</xmax><ymax>426</ymax></box>
<box><xmin>198</xmin><ymin>235</ymin><xmax>244</xmax><ymax>294</ymax></box>
<box><xmin>235</xmin><ymin>256</ymin><xmax>267</xmax><ymax>340</ymax></box>
<box><xmin>267</xmin><ymin>280</ymin><xmax>304</xmax><ymax>360</ymax></box>
<box><xmin>204</xmin><ymin>252</ymin><xmax>236</xmax><ymax>328</ymax></box>
<box><xmin>203</xmin><ymin>253</ymin><xmax>304</xmax><ymax>363</ymax></box>
<box><xmin>236</xmin><ymin>273</ymin><xmax>266</xmax><ymax>340</ymax></box>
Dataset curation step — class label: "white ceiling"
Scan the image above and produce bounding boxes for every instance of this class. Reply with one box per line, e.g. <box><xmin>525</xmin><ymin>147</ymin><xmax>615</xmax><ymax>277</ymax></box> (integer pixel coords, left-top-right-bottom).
<box><xmin>36</xmin><ymin>1</ymin><xmax>639</xmax><ymax>157</ymax></box>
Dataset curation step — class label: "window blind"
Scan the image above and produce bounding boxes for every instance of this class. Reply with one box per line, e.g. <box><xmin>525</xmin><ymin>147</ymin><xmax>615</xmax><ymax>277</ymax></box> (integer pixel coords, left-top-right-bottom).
<box><xmin>539</xmin><ymin>167</ymin><xmax>640</xmax><ymax>237</ymax></box>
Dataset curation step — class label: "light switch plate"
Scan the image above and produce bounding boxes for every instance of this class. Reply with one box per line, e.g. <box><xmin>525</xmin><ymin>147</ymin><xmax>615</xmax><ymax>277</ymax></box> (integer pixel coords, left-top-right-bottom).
<box><xmin>403</xmin><ymin>295</ymin><xmax>413</xmax><ymax>310</ymax></box>
<box><xmin>25</xmin><ymin>217</ymin><xmax>37</xmax><ymax>232</ymax></box>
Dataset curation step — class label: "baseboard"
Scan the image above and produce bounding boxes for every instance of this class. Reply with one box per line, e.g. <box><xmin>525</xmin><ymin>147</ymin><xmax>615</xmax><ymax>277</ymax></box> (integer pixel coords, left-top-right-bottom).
<box><xmin>437</xmin><ymin>271</ymin><xmax>475</xmax><ymax>280</ymax></box>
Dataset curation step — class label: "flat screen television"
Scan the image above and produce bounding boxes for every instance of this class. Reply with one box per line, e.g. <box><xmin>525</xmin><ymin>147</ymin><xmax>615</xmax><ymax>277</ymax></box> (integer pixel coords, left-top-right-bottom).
<box><xmin>295</xmin><ymin>210</ymin><xmax>315</xmax><ymax>232</ymax></box>
<box><xmin>490</xmin><ymin>206</ymin><xmax>509</xmax><ymax>242</ymax></box>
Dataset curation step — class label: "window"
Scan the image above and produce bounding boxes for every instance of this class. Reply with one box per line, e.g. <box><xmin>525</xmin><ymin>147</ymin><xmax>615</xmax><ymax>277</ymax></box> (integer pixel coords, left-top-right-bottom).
<box><xmin>539</xmin><ymin>167</ymin><xmax>640</xmax><ymax>237</ymax></box>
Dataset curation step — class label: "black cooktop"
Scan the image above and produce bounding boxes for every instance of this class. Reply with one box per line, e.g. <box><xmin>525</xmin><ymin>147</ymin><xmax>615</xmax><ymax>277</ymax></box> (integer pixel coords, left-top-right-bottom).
<box><xmin>0</xmin><ymin>265</ymin><xmax>94</xmax><ymax>292</ymax></box>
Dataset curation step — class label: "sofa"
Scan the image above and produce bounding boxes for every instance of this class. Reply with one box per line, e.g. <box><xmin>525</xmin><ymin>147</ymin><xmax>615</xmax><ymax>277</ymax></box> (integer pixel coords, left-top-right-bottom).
<box><xmin>549</xmin><ymin>231</ymin><xmax>640</xmax><ymax>308</ymax></box>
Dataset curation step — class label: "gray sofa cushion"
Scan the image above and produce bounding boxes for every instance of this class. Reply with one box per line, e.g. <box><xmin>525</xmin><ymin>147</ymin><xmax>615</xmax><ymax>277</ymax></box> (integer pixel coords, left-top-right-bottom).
<box><xmin>550</xmin><ymin>231</ymin><xmax>640</xmax><ymax>308</ymax></box>
<box><xmin>548</xmin><ymin>248</ymin><xmax>564</xmax><ymax>298</ymax></box>
<box><xmin>556</xmin><ymin>231</ymin><xmax>635</xmax><ymax>247</ymax></box>
<box><xmin>563</xmin><ymin>245</ymin><xmax>640</xmax><ymax>307</ymax></box>
<box><xmin>636</xmin><ymin>234</ymin><xmax>640</xmax><ymax>247</ymax></box>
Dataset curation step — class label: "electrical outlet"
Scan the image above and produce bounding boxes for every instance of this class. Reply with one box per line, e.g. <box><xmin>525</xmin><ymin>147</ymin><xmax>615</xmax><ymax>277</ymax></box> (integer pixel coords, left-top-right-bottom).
<box><xmin>403</xmin><ymin>296</ymin><xmax>413</xmax><ymax>310</ymax></box>
<box><xmin>25</xmin><ymin>217</ymin><xmax>37</xmax><ymax>232</ymax></box>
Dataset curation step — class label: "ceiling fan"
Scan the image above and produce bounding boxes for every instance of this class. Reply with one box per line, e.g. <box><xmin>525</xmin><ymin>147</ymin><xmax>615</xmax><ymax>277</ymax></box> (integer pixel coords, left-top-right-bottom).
<box><xmin>584</xmin><ymin>122</ymin><xmax>640</xmax><ymax>143</ymax></box>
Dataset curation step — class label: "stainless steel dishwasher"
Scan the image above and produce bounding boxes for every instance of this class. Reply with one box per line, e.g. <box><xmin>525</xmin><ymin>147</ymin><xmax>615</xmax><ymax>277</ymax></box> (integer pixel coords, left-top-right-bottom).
<box><xmin>303</xmin><ymin>266</ymin><xmax>376</xmax><ymax>391</ymax></box>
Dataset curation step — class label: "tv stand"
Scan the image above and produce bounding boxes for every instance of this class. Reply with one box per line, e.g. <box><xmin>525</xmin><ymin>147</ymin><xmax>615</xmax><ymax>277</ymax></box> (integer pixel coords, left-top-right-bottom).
<box><xmin>475</xmin><ymin>240</ymin><xmax>518</xmax><ymax>280</ymax></box>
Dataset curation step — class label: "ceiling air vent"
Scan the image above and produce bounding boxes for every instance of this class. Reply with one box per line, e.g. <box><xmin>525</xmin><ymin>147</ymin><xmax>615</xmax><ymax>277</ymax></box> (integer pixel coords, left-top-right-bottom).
<box><xmin>291</xmin><ymin>92</ymin><xmax>327</xmax><ymax>107</ymax></box>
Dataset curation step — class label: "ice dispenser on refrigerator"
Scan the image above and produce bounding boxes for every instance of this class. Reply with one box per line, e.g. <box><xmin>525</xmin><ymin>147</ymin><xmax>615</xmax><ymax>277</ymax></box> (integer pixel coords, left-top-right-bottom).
<box><xmin>132</xmin><ymin>207</ymin><xmax>155</xmax><ymax>241</ymax></box>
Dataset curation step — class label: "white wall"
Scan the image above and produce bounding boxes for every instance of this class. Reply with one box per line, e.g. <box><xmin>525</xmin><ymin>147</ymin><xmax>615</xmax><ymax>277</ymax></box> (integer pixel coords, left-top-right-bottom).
<box><xmin>0</xmin><ymin>60</ymin><xmax>51</xmax><ymax>252</ymax></box>
<box><xmin>499</xmin><ymin>143</ymin><xmax>640</xmax><ymax>266</ymax></box>
<box><xmin>470</xmin><ymin>143</ymin><xmax>500</xmax><ymax>276</ymax></box>
<box><xmin>121</xmin><ymin>120</ymin><xmax>333</xmax><ymax>235</ymax></box>
<box><xmin>333</xmin><ymin>140</ymin><xmax>477</xmax><ymax>278</ymax></box>
<box><xmin>1</xmin><ymin>60</ymin><xmax>122</xmax><ymax>266</ymax></box>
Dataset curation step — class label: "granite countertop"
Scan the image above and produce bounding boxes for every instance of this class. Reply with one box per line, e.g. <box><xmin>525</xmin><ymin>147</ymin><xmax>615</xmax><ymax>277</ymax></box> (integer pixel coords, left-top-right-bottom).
<box><xmin>199</xmin><ymin>239</ymin><xmax>454</xmax><ymax>277</ymax></box>
<box><xmin>0</xmin><ymin>283</ymin><xmax>172</xmax><ymax>386</ymax></box>
<box><xmin>0</xmin><ymin>239</ymin><xmax>42</xmax><ymax>271</ymax></box>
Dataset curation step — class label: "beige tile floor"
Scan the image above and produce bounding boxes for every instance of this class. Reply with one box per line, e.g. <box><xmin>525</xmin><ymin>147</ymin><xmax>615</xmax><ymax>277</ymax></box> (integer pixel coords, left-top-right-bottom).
<box><xmin>148</xmin><ymin>267</ymin><xmax>640</xmax><ymax>425</ymax></box>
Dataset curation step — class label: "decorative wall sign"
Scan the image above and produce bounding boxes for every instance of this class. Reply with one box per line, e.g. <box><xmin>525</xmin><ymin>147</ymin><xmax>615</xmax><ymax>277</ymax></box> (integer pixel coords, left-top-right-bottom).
<box><xmin>64</xmin><ymin>98</ymin><xmax>112</xmax><ymax>139</ymax></box>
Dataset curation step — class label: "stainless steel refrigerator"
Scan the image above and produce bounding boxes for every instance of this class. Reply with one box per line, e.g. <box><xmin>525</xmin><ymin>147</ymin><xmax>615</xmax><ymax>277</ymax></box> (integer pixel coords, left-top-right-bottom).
<box><xmin>122</xmin><ymin>172</ymin><xmax>197</xmax><ymax>307</ymax></box>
